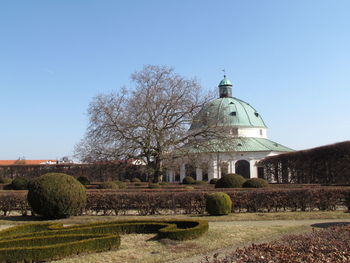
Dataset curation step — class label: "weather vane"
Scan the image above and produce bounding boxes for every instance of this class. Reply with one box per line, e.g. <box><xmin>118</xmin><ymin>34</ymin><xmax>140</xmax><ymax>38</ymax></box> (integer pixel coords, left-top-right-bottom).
<box><xmin>222</xmin><ymin>69</ymin><xmax>226</xmax><ymax>78</ymax></box>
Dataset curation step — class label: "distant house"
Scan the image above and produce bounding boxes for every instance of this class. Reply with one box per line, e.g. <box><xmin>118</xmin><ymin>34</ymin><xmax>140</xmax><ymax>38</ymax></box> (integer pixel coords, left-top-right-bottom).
<box><xmin>0</xmin><ymin>160</ymin><xmax>58</xmax><ymax>166</ymax></box>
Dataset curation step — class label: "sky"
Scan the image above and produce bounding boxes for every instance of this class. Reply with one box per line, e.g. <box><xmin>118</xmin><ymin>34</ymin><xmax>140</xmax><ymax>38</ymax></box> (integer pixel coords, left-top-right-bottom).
<box><xmin>0</xmin><ymin>0</ymin><xmax>349</xmax><ymax>160</ymax></box>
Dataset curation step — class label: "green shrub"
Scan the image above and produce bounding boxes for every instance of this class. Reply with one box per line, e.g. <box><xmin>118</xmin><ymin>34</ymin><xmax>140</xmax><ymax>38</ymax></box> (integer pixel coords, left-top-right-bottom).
<box><xmin>209</xmin><ymin>178</ymin><xmax>219</xmax><ymax>185</ymax></box>
<box><xmin>27</xmin><ymin>173</ymin><xmax>87</xmax><ymax>219</ymax></box>
<box><xmin>123</xmin><ymin>179</ymin><xmax>130</xmax><ymax>183</ymax></box>
<box><xmin>148</xmin><ymin>183</ymin><xmax>161</xmax><ymax>189</ymax></box>
<box><xmin>194</xmin><ymin>180</ymin><xmax>207</xmax><ymax>185</ymax></box>
<box><xmin>0</xmin><ymin>219</ymin><xmax>208</xmax><ymax>262</ymax></box>
<box><xmin>159</xmin><ymin>182</ymin><xmax>168</xmax><ymax>186</ymax></box>
<box><xmin>182</xmin><ymin>176</ymin><xmax>195</xmax><ymax>185</ymax></box>
<box><xmin>184</xmin><ymin>186</ymin><xmax>194</xmax><ymax>190</ymax></box>
<box><xmin>243</xmin><ymin>178</ymin><xmax>269</xmax><ymax>188</ymax></box>
<box><xmin>77</xmin><ymin>176</ymin><xmax>90</xmax><ymax>185</ymax></box>
<box><xmin>114</xmin><ymin>181</ymin><xmax>127</xmax><ymax>189</ymax></box>
<box><xmin>215</xmin><ymin>174</ymin><xmax>246</xmax><ymax>188</ymax></box>
<box><xmin>11</xmin><ymin>177</ymin><xmax>30</xmax><ymax>190</ymax></box>
<box><xmin>0</xmin><ymin>176</ymin><xmax>12</xmax><ymax>184</ymax></box>
<box><xmin>131</xmin><ymin>178</ymin><xmax>141</xmax><ymax>183</ymax></box>
<box><xmin>206</xmin><ymin>192</ymin><xmax>232</xmax><ymax>215</ymax></box>
<box><xmin>99</xmin><ymin>181</ymin><xmax>119</xmax><ymax>189</ymax></box>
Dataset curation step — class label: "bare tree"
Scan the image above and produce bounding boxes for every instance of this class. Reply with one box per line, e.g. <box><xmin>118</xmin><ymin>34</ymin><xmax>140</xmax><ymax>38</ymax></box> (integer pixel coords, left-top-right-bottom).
<box><xmin>75</xmin><ymin>65</ymin><xmax>227</xmax><ymax>182</ymax></box>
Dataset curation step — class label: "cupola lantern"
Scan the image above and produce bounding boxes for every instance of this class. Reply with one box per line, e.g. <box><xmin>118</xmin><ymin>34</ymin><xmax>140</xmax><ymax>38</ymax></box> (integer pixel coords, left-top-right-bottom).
<box><xmin>218</xmin><ymin>75</ymin><xmax>232</xmax><ymax>98</ymax></box>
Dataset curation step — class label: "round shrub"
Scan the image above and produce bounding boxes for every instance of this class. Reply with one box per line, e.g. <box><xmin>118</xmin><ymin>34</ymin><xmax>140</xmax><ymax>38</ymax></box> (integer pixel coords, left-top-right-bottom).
<box><xmin>11</xmin><ymin>177</ymin><xmax>30</xmax><ymax>190</ymax></box>
<box><xmin>77</xmin><ymin>176</ymin><xmax>90</xmax><ymax>186</ymax></box>
<box><xmin>0</xmin><ymin>176</ymin><xmax>12</xmax><ymax>184</ymax></box>
<box><xmin>114</xmin><ymin>181</ymin><xmax>126</xmax><ymax>189</ymax></box>
<box><xmin>184</xmin><ymin>186</ymin><xmax>194</xmax><ymax>190</ymax></box>
<box><xmin>206</xmin><ymin>192</ymin><xmax>232</xmax><ymax>215</ymax></box>
<box><xmin>99</xmin><ymin>181</ymin><xmax>119</xmax><ymax>189</ymax></box>
<box><xmin>215</xmin><ymin>174</ymin><xmax>246</xmax><ymax>188</ymax></box>
<box><xmin>123</xmin><ymin>179</ymin><xmax>130</xmax><ymax>183</ymax></box>
<box><xmin>131</xmin><ymin>178</ymin><xmax>141</xmax><ymax>183</ymax></box>
<box><xmin>209</xmin><ymin>178</ymin><xmax>219</xmax><ymax>185</ymax></box>
<box><xmin>182</xmin><ymin>176</ymin><xmax>195</xmax><ymax>185</ymax></box>
<box><xmin>148</xmin><ymin>183</ymin><xmax>160</xmax><ymax>189</ymax></box>
<box><xmin>243</xmin><ymin>178</ymin><xmax>269</xmax><ymax>188</ymax></box>
<box><xmin>27</xmin><ymin>173</ymin><xmax>86</xmax><ymax>219</ymax></box>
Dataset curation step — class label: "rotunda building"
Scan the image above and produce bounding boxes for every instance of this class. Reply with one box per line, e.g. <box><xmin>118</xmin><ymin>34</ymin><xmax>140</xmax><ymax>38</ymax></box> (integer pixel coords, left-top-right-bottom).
<box><xmin>165</xmin><ymin>76</ymin><xmax>293</xmax><ymax>182</ymax></box>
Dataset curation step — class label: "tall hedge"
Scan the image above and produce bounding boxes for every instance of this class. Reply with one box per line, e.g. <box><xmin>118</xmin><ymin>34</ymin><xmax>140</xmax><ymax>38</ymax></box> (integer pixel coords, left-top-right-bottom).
<box><xmin>27</xmin><ymin>173</ymin><xmax>87</xmax><ymax>219</ymax></box>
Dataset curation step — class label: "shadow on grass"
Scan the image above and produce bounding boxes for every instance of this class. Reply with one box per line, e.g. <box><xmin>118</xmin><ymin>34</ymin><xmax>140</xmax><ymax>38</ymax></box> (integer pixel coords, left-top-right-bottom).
<box><xmin>311</xmin><ymin>222</ymin><xmax>350</xmax><ymax>228</ymax></box>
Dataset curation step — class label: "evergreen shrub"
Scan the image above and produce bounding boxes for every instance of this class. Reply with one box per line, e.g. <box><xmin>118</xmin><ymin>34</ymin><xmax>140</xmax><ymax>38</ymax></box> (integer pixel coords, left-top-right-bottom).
<box><xmin>194</xmin><ymin>180</ymin><xmax>207</xmax><ymax>185</ymax></box>
<box><xmin>182</xmin><ymin>176</ymin><xmax>195</xmax><ymax>184</ymax></box>
<box><xmin>11</xmin><ymin>177</ymin><xmax>30</xmax><ymax>190</ymax></box>
<box><xmin>99</xmin><ymin>181</ymin><xmax>119</xmax><ymax>189</ymax></box>
<box><xmin>131</xmin><ymin>178</ymin><xmax>141</xmax><ymax>183</ymax></box>
<box><xmin>114</xmin><ymin>181</ymin><xmax>127</xmax><ymax>189</ymax></box>
<box><xmin>215</xmin><ymin>174</ymin><xmax>246</xmax><ymax>188</ymax></box>
<box><xmin>77</xmin><ymin>176</ymin><xmax>90</xmax><ymax>186</ymax></box>
<box><xmin>206</xmin><ymin>192</ymin><xmax>232</xmax><ymax>215</ymax></box>
<box><xmin>0</xmin><ymin>219</ymin><xmax>208</xmax><ymax>262</ymax></box>
<box><xmin>27</xmin><ymin>173</ymin><xmax>87</xmax><ymax>219</ymax></box>
<box><xmin>209</xmin><ymin>178</ymin><xmax>219</xmax><ymax>185</ymax></box>
<box><xmin>0</xmin><ymin>177</ymin><xmax>12</xmax><ymax>184</ymax></box>
<box><xmin>243</xmin><ymin>178</ymin><xmax>269</xmax><ymax>188</ymax></box>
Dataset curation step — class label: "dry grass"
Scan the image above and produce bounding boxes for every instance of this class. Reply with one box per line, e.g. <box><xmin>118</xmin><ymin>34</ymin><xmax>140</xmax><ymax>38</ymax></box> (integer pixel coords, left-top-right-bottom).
<box><xmin>1</xmin><ymin>211</ymin><xmax>349</xmax><ymax>263</ymax></box>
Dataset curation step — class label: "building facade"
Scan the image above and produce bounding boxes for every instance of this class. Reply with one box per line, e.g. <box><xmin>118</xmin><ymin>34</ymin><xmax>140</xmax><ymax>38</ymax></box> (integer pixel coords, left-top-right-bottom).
<box><xmin>166</xmin><ymin>76</ymin><xmax>293</xmax><ymax>182</ymax></box>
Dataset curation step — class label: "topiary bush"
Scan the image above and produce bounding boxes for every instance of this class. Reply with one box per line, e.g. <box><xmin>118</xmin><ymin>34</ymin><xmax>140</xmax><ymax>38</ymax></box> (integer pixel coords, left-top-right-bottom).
<box><xmin>182</xmin><ymin>176</ymin><xmax>195</xmax><ymax>185</ymax></box>
<box><xmin>194</xmin><ymin>180</ymin><xmax>207</xmax><ymax>185</ymax></box>
<box><xmin>206</xmin><ymin>192</ymin><xmax>232</xmax><ymax>215</ymax></box>
<box><xmin>215</xmin><ymin>174</ymin><xmax>246</xmax><ymax>188</ymax></box>
<box><xmin>11</xmin><ymin>177</ymin><xmax>30</xmax><ymax>190</ymax></box>
<box><xmin>209</xmin><ymin>178</ymin><xmax>219</xmax><ymax>185</ymax></box>
<box><xmin>0</xmin><ymin>176</ymin><xmax>12</xmax><ymax>184</ymax></box>
<box><xmin>243</xmin><ymin>178</ymin><xmax>269</xmax><ymax>188</ymax></box>
<box><xmin>114</xmin><ymin>181</ymin><xmax>127</xmax><ymax>189</ymax></box>
<box><xmin>131</xmin><ymin>178</ymin><xmax>141</xmax><ymax>183</ymax></box>
<box><xmin>77</xmin><ymin>176</ymin><xmax>90</xmax><ymax>186</ymax></box>
<box><xmin>99</xmin><ymin>181</ymin><xmax>119</xmax><ymax>189</ymax></box>
<box><xmin>27</xmin><ymin>173</ymin><xmax>87</xmax><ymax>219</ymax></box>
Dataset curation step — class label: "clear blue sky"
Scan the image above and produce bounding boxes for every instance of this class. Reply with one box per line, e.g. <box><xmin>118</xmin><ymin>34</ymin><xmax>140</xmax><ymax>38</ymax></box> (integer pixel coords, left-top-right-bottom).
<box><xmin>1</xmin><ymin>0</ymin><xmax>349</xmax><ymax>160</ymax></box>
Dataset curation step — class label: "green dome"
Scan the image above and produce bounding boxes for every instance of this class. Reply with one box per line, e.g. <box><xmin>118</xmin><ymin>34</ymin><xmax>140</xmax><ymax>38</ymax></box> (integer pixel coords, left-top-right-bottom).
<box><xmin>219</xmin><ymin>76</ymin><xmax>232</xmax><ymax>86</ymax></box>
<box><xmin>190</xmin><ymin>97</ymin><xmax>267</xmax><ymax>130</ymax></box>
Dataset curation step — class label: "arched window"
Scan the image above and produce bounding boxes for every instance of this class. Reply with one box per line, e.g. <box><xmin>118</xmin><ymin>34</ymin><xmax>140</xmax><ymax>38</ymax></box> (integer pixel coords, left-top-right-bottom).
<box><xmin>235</xmin><ymin>160</ymin><xmax>250</xmax><ymax>179</ymax></box>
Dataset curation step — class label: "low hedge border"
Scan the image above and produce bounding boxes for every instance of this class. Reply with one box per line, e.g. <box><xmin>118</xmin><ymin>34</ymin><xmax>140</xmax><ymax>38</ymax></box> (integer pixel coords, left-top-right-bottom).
<box><xmin>0</xmin><ymin>219</ymin><xmax>208</xmax><ymax>262</ymax></box>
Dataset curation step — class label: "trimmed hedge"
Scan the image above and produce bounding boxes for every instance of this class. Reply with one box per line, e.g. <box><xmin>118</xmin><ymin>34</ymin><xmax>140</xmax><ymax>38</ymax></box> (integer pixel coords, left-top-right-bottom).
<box><xmin>242</xmin><ymin>178</ymin><xmax>268</xmax><ymax>188</ymax></box>
<box><xmin>215</xmin><ymin>174</ymin><xmax>246</xmax><ymax>188</ymax></box>
<box><xmin>206</xmin><ymin>192</ymin><xmax>232</xmax><ymax>215</ymax></box>
<box><xmin>99</xmin><ymin>181</ymin><xmax>119</xmax><ymax>189</ymax></box>
<box><xmin>11</xmin><ymin>177</ymin><xmax>30</xmax><ymax>190</ymax></box>
<box><xmin>27</xmin><ymin>173</ymin><xmax>87</xmax><ymax>219</ymax></box>
<box><xmin>0</xmin><ymin>219</ymin><xmax>208</xmax><ymax>262</ymax></box>
<box><xmin>182</xmin><ymin>176</ymin><xmax>195</xmax><ymax>184</ymax></box>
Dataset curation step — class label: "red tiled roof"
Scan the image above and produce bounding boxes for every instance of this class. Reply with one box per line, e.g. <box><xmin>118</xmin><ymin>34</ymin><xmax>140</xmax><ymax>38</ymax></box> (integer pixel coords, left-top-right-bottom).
<box><xmin>0</xmin><ymin>160</ymin><xmax>57</xmax><ymax>166</ymax></box>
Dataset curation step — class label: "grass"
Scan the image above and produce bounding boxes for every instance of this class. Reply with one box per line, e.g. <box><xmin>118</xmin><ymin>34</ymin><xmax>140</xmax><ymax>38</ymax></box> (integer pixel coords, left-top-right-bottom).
<box><xmin>0</xmin><ymin>211</ymin><xmax>349</xmax><ymax>263</ymax></box>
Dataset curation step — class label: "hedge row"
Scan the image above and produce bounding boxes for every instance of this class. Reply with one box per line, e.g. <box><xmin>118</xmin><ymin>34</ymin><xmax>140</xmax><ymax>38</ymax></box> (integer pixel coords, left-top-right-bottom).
<box><xmin>0</xmin><ymin>219</ymin><xmax>208</xmax><ymax>262</ymax></box>
<box><xmin>1</xmin><ymin>188</ymin><xmax>350</xmax><ymax>216</ymax></box>
<box><xmin>201</xmin><ymin>225</ymin><xmax>350</xmax><ymax>263</ymax></box>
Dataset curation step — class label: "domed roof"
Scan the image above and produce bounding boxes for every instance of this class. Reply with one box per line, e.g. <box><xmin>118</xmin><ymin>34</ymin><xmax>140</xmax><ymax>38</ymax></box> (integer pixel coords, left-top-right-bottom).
<box><xmin>219</xmin><ymin>76</ymin><xmax>232</xmax><ymax>86</ymax></box>
<box><xmin>190</xmin><ymin>97</ymin><xmax>267</xmax><ymax>130</ymax></box>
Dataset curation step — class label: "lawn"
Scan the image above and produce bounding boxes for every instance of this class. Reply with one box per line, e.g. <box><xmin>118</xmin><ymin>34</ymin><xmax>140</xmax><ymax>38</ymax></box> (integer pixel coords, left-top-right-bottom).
<box><xmin>1</xmin><ymin>211</ymin><xmax>349</xmax><ymax>263</ymax></box>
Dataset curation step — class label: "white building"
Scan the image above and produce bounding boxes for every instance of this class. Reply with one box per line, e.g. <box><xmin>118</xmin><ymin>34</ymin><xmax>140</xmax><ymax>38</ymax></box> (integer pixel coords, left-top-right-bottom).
<box><xmin>166</xmin><ymin>76</ymin><xmax>293</xmax><ymax>182</ymax></box>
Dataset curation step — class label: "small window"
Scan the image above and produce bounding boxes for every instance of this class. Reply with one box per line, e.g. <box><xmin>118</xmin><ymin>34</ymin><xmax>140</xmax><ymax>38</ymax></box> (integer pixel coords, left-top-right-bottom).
<box><xmin>260</xmin><ymin>129</ymin><xmax>263</xmax><ymax>136</ymax></box>
<box><xmin>229</xmin><ymin>102</ymin><xmax>234</xmax><ymax>105</ymax></box>
<box><xmin>254</xmin><ymin>112</ymin><xmax>259</xmax><ymax>117</ymax></box>
<box><xmin>230</xmin><ymin>112</ymin><xmax>236</xmax><ymax>116</ymax></box>
<box><xmin>237</xmin><ymin>143</ymin><xmax>242</xmax><ymax>146</ymax></box>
